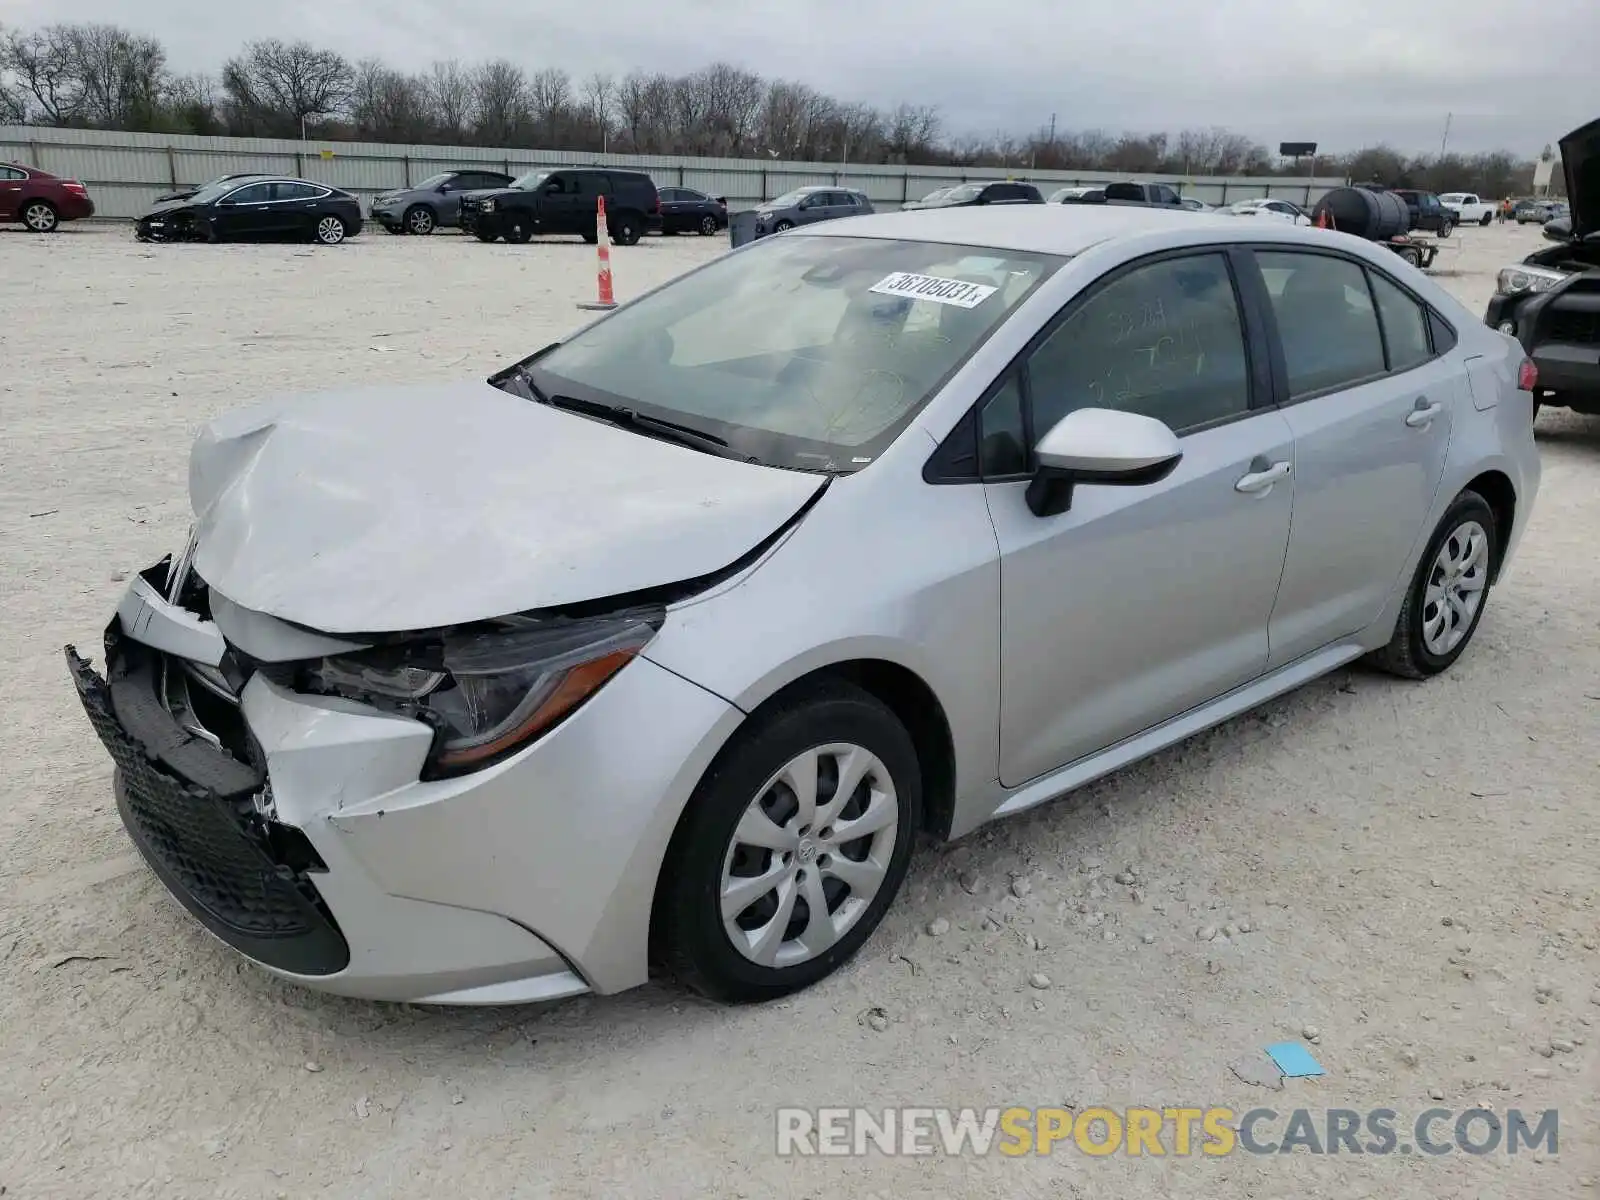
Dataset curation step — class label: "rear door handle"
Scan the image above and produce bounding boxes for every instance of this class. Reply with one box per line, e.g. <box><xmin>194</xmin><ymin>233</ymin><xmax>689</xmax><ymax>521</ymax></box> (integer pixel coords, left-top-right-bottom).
<box><xmin>1235</xmin><ymin>459</ymin><xmax>1292</xmax><ymax>494</ymax></box>
<box><xmin>1406</xmin><ymin>399</ymin><xmax>1443</xmax><ymax>427</ymax></box>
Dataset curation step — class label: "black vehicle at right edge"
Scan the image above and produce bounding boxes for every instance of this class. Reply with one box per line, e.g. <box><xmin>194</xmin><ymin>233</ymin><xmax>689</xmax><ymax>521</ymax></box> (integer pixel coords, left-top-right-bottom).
<box><xmin>1484</xmin><ymin>118</ymin><xmax>1600</xmax><ymax>418</ymax></box>
<box><xmin>458</xmin><ymin>167</ymin><xmax>661</xmax><ymax>245</ymax></box>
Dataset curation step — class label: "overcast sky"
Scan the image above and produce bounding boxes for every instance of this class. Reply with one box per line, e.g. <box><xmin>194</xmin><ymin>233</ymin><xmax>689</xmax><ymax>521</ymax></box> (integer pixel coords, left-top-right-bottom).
<box><xmin>3</xmin><ymin>0</ymin><xmax>1593</xmax><ymax>155</ymax></box>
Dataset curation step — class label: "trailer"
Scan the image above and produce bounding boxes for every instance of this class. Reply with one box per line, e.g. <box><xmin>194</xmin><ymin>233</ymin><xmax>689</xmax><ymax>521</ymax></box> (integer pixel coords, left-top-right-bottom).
<box><xmin>1380</xmin><ymin>234</ymin><xmax>1438</xmax><ymax>270</ymax></box>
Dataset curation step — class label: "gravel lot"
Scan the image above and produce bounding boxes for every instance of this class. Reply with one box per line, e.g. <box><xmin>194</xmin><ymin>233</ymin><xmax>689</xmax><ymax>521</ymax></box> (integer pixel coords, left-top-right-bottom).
<box><xmin>2</xmin><ymin>219</ymin><xmax>1597</xmax><ymax>1199</ymax></box>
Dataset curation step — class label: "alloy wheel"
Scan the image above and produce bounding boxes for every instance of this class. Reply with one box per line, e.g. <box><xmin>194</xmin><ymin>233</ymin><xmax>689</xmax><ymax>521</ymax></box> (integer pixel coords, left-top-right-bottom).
<box><xmin>700</xmin><ymin>215</ymin><xmax>718</xmax><ymax>235</ymax></box>
<box><xmin>316</xmin><ymin>216</ymin><xmax>346</xmax><ymax>245</ymax></box>
<box><xmin>1421</xmin><ymin>519</ymin><xmax>1489</xmax><ymax>657</ymax></box>
<box><xmin>407</xmin><ymin>207</ymin><xmax>434</xmax><ymax>235</ymax></box>
<box><xmin>719</xmin><ymin>743</ymin><xmax>899</xmax><ymax>969</ymax></box>
<box><xmin>23</xmin><ymin>202</ymin><xmax>58</xmax><ymax>232</ymax></box>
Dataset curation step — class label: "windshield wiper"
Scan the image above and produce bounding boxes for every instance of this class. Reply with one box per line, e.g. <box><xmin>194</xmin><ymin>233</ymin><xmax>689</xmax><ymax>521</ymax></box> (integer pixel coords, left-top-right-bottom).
<box><xmin>543</xmin><ymin>393</ymin><xmax>732</xmax><ymax>456</ymax></box>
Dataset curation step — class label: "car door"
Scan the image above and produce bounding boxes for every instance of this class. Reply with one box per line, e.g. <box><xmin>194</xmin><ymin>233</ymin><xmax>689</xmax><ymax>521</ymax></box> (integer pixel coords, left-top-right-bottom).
<box><xmin>658</xmin><ymin>187</ymin><xmax>688</xmax><ymax>231</ymax></box>
<box><xmin>536</xmin><ymin>173</ymin><xmax>579</xmax><ymax>232</ymax></box>
<box><xmin>435</xmin><ymin>174</ymin><xmax>469</xmax><ymax>224</ymax></box>
<box><xmin>1247</xmin><ymin>249</ymin><xmax>1456</xmax><ymax>667</ymax></box>
<box><xmin>212</xmin><ymin>182</ymin><xmax>275</xmax><ymax>237</ymax></box>
<box><xmin>266</xmin><ymin>182</ymin><xmax>323</xmax><ymax>236</ymax></box>
<box><xmin>0</xmin><ymin>166</ymin><xmax>25</xmax><ymax>221</ymax></box>
<box><xmin>983</xmin><ymin>248</ymin><xmax>1296</xmax><ymax>786</ymax></box>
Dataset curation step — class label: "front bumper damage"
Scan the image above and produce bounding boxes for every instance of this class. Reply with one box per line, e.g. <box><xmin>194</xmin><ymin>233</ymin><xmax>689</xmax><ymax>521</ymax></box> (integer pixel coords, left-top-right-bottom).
<box><xmin>67</xmin><ymin>551</ymin><xmax>742</xmax><ymax>1004</ymax></box>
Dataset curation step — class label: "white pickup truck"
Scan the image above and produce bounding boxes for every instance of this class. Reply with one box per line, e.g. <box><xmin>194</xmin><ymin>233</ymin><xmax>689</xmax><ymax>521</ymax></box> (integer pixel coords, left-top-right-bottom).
<box><xmin>1439</xmin><ymin>192</ymin><xmax>1495</xmax><ymax>226</ymax></box>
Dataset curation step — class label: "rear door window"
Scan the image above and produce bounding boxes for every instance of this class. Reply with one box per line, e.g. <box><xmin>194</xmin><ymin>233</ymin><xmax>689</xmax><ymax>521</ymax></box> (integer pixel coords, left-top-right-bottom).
<box><xmin>1255</xmin><ymin>251</ymin><xmax>1387</xmax><ymax>398</ymax></box>
<box><xmin>1367</xmin><ymin>270</ymin><xmax>1433</xmax><ymax>373</ymax></box>
<box><xmin>223</xmin><ymin>183</ymin><xmax>273</xmax><ymax>204</ymax></box>
<box><xmin>574</xmin><ymin>174</ymin><xmax>612</xmax><ymax>196</ymax></box>
<box><xmin>271</xmin><ymin>182</ymin><xmax>322</xmax><ymax>201</ymax></box>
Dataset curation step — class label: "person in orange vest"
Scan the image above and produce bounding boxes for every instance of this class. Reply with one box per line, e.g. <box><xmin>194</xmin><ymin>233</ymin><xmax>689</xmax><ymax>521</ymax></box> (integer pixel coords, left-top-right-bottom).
<box><xmin>1499</xmin><ymin>197</ymin><xmax>1513</xmax><ymax>223</ymax></box>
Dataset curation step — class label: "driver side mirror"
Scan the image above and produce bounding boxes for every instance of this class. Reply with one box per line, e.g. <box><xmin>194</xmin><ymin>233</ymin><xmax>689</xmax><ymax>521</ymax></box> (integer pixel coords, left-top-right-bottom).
<box><xmin>1543</xmin><ymin>216</ymin><xmax>1573</xmax><ymax>243</ymax></box>
<box><xmin>1026</xmin><ymin>408</ymin><xmax>1183</xmax><ymax>518</ymax></box>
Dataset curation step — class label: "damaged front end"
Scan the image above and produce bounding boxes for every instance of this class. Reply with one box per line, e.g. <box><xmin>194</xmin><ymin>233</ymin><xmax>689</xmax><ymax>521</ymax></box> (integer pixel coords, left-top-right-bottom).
<box><xmin>65</xmin><ymin>548</ymin><xmax>351</xmax><ymax>976</ymax></box>
<box><xmin>135</xmin><ymin>207</ymin><xmax>210</xmax><ymax>243</ymax></box>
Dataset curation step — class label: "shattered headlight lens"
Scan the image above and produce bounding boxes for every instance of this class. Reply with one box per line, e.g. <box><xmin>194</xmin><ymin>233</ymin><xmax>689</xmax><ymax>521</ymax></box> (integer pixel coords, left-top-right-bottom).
<box><xmin>306</xmin><ymin>608</ymin><xmax>663</xmax><ymax>779</ymax></box>
<box><xmin>1495</xmin><ymin>265</ymin><xmax>1567</xmax><ymax>296</ymax></box>
<box><xmin>479</xmin><ymin>198</ymin><xmax>496</xmax><ymax>211</ymax></box>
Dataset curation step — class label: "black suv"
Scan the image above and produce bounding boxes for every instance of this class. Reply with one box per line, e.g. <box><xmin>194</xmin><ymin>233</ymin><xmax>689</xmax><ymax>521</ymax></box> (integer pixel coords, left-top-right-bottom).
<box><xmin>459</xmin><ymin>167</ymin><xmax>661</xmax><ymax>245</ymax></box>
<box><xmin>1392</xmin><ymin>189</ymin><xmax>1455</xmax><ymax>237</ymax></box>
<box><xmin>923</xmin><ymin>181</ymin><xmax>1045</xmax><ymax>207</ymax></box>
<box><xmin>1484</xmin><ymin>117</ymin><xmax>1600</xmax><ymax>418</ymax></box>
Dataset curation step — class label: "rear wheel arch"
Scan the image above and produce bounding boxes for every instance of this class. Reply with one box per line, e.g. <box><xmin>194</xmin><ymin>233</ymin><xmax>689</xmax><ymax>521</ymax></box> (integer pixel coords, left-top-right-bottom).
<box><xmin>1463</xmin><ymin>470</ymin><xmax>1516</xmax><ymax>581</ymax></box>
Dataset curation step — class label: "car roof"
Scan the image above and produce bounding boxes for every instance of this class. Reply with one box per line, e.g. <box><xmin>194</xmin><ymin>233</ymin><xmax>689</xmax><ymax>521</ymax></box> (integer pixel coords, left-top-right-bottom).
<box><xmin>797</xmin><ymin>203</ymin><xmax>1310</xmax><ymax>256</ymax></box>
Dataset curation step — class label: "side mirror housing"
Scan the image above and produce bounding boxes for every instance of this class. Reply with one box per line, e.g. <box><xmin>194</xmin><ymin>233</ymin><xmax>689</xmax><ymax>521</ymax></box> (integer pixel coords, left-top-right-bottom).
<box><xmin>1543</xmin><ymin>216</ymin><xmax>1573</xmax><ymax>243</ymax></box>
<box><xmin>1026</xmin><ymin>408</ymin><xmax>1183</xmax><ymax>518</ymax></box>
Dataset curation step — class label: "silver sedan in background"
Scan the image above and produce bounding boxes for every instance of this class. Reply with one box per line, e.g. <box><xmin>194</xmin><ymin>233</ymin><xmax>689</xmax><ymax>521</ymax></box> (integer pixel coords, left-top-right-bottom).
<box><xmin>69</xmin><ymin>206</ymin><xmax>1539</xmax><ymax>1008</ymax></box>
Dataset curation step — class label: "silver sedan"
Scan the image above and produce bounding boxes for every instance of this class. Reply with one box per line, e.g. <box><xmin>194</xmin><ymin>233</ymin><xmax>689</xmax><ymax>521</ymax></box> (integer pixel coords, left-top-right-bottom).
<box><xmin>69</xmin><ymin>205</ymin><xmax>1540</xmax><ymax>1006</ymax></box>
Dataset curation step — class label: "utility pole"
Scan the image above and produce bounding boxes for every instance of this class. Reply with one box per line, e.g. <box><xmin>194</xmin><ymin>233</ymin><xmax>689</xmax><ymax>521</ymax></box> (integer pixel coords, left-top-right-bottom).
<box><xmin>1440</xmin><ymin>112</ymin><xmax>1452</xmax><ymax>158</ymax></box>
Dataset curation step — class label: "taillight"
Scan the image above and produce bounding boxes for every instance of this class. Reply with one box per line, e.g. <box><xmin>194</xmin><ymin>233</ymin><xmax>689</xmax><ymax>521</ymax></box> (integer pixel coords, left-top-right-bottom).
<box><xmin>63</xmin><ymin>180</ymin><xmax>87</xmax><ymax>195</ymax></box>
<box><xmin>1517</xmin><ymin>358</ymin><xmax>1538</xmax><ymax>392</ymax></box>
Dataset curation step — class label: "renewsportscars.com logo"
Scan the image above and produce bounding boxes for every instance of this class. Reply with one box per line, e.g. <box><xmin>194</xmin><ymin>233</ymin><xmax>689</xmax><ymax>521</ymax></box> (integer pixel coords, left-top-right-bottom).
<box><xmin>775</xmin><ymin>1106</ymin><xmax>1559</xmax><ymax>1158</ymax></box>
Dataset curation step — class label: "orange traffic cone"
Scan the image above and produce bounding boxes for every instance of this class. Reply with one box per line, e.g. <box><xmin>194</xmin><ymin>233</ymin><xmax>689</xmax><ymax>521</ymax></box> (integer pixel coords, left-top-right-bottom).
<box><xmin>577</xmin><ymin>195</ymin><xmax>618</xmax><ymax>311</ymax></box>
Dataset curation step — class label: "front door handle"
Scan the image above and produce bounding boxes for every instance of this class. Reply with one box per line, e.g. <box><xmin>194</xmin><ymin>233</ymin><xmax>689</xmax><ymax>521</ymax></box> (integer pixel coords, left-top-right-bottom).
<box><xmin>1235</xmin><ymin>459</ymin><xmax>1292</xmax><ymax>494</ymax></box>
<box><xmin>1406</xmin><ymin>399</ymin><xmax>1443</xmax><ymax>428</ymax></box>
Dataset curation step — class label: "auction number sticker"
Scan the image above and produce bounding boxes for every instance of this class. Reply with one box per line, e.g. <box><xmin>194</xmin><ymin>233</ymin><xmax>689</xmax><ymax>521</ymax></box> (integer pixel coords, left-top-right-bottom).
<box><xmin>869</xmin><ymin>272</ymin><xmax>998</xmax><ymax>308</ymax></box>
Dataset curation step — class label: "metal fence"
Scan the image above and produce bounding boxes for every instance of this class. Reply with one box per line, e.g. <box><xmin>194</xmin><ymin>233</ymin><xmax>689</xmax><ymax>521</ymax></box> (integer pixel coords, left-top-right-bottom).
<box><xmin>2</xmin><ymin>126</ymin><xmax>1346</xmax><ymax>221</ymax></box>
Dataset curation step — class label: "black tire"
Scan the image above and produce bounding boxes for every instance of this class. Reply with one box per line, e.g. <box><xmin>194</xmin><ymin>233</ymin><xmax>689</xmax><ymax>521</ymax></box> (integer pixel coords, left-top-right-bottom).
<box><xmin>1438</xmin><ymin>219</ymin><xmax>1454</xmax><ymax>239</ymax></box>
<box><xmin>384</xmin><ymin>224</ymin><xmax>406</xmax><ymax>235</ymax></box>
<box><xmin>655</xmin><ymin>681</ymin><xmax>922</xmax><ymax>1003</ymax></box>
<box><xmin>504</xmin><ymin>222</ymin><xmax>532</xmax><ymax>244</ymax></box>
<box><xmin>1397</xmin><ymin>246</ymin><xmax>1422</xmax><ymax>267</ymax></box>
<box><xmin>773</xmin><ymin>219</ymin><xmax>794</xmax><ymax>233</ymax></box>
<box><xmin>1480</xmin><ymin>213</ymin><xmax>1493</xmax><ymax>226</ymax></box>
<box><xmin>611</xmin><ymin>215</ymin><xmax>642</xmax><ymax>246</ymax></box>
<box><xmin>404</xmin><ymin>205</ymin><xmax>436</xmax><ymax>235</ymax></box>
<box><xmin>474</xmin><ymin>230</ymin><xmax>498</xmax><ymax>243</ymax></box>
<box><xmin>21</xmin><ymin>199</ymin><xmax>59</xmax><ymax>233</ymax></box>
<box><xmin>312</xmin><ymin>215</ymin><xmax>347</xmax><ymax>245</ymax></box>
<box><xmin>699</xmin><ymin>214</ymin><xmax>718</xmax><ymax>236</ymax></box>
<box><xmin>1367</xmin><ymin>490</ymin><xmax>1499</xmax><ymax>680</ymax></box>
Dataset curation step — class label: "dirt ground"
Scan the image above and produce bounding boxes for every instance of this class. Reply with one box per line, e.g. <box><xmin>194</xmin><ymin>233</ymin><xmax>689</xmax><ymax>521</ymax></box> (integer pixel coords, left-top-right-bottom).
<box><xmin>1</xmin><ymin>218</ymin><xmax>1596</xmax><ymax>1200</ymax></box>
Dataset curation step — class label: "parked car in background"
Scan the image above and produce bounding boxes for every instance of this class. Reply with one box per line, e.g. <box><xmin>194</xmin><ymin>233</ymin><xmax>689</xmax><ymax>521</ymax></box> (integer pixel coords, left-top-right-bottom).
<box><xmin>1054</xmin><ymin>182</ymin><xmax>1184</xmax><ymax>209</ymax></box>
<box><xmin>459</xmin><ymin>167</ymin><xmax>660</xmax><ymax>245</ymax></box>
<box><xmin>1</xmin><ymin>164</ymin><xmax>95</xmax><ymax>232</ymax></box>
<box><xmin>658</xmin><ymin>187</ymin><xmax>728</xmax><ymax>235</ymax></box>
<box><xmin>1179</xmin><ymin>196</ymin><xmax>1215</xmax><ymax>212</ymax></box>
<box><xmin>902</xmin><ymin>186</ymin><xmax>955</xmax><ymax>210</ymax></box>
<box><xmin>922</xmin><ymin>181</ymin><xmax>1045</xmax><ymax>207</ymax></box>
<box><xmin>1439</xmin><ymin>192</ymin><xmax>1495</xmax><ymax>226</ymax></box>
<box><xmin>134</xmin><ymin>176</ymin><xmax>362</xmax><ymax>245</ymax></box>
<box><xmin>1515</xmin><ymin>199</ymin><xmax>1559</xmax><ymax>224</ymax></box>
<box><xmin>69</xmin><ymin>205</ymin><xmax>1538</xmax><ymax>1008</ymax></box>
<box><xmin>1392</xmin><ymin>189</ymin><xmax>1455</xmax><ymax>237</ymax></box>
<box><xmin>1225</xmin><ymin>198</ymin><xmax>1311</xmax><ymax>225</ymax></box>
<box><xmin>1046</xmin><ymin>186</ymin><xmax>1106</xmax><ymax>204</ymax></box>
<box><xmin>1485</xmin><ymin>117</ymin><xmax>1600</xmax><ymax>418</ymax></box>
<box><xmin>155</xmin><ymin>173</ymin><xmax>257</xmax><ymax>204</ymax></box>
<box><xmin>748</xmin><ymin>186</ymin><xmax>873</xmax><ymax>238</ymax></box>
<box><xmin>368</xmin><ymin>170</ymin><xmax>515</xmax><ymax>235</ymax></box>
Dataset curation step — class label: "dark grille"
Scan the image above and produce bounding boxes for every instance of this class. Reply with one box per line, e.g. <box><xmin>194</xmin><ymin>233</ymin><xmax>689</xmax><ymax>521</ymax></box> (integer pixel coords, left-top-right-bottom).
<box><xmin>1546</xmin><ymin>308</ymin><xmax>1600</xmax><ymax>346</ymax></box>
<box><xmin>66</xmin><ymin>645</ymin><xmax>350</xmax><ymax>975</ymax></box>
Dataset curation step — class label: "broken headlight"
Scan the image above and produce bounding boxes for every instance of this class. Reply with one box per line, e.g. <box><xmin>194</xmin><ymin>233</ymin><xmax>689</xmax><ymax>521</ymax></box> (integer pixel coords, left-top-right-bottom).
<box><xmin>1495</xmin><ymin>265</ymin><xmax>1567</xmax><ymax>296</ymax></box>
<box><xmin>305</xmin><ymin>608</ymin><xmax>663</xmax><ymax>779</ymax></box>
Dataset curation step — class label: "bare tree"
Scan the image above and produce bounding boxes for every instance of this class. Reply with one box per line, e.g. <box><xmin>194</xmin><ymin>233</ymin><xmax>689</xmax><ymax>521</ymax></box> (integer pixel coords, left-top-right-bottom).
<box><xmin>581</xmin><ymin>71</ymin><xmax>615</xmax><ymax>150</ymax></box>
<box><xmin>221</xmin><ymin>38</ymin><xmax>353</xmax><ymax>137</ymax></box>
<box><xmin>471</xmin><ymin>59</ymin><xmax>530</xmax><ymax>146</ymax></box>
<box><xmin>427</xmin><ymin>60</ymin><xmax>473</xmax><ymax>139</ymax></box>
<box><xmin>349</xmin><ymin>58</ymin><xmax>430</xmax><ymax>143</ymax></box>
<box><xmin>68</xmin><ymin>24</ymin><xmax>167</xmax><ymax>129</ymax></box>
<box><xmin>2</xmin><ymin>25</ymin><xmax>81</xmax><ymax>124</ymax></box>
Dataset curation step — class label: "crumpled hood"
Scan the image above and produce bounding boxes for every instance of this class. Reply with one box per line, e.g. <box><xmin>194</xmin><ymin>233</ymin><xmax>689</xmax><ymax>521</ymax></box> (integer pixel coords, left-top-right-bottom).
<box><xmin>189</xmin><ymin>381</ymin><xmax>825</xmax><ymax>634</ymax></box>
<box><xmin>1559</xmin><ymin>117</ymin><xmax>1599</xmax><ymax>240</ymax></box>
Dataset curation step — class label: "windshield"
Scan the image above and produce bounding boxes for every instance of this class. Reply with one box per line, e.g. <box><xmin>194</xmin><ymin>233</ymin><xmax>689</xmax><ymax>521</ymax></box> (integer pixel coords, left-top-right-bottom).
<box><xmin>768</xmin><ymin>189</ymin><xmax>813</xmax><ymax>208</ymax></box>
<box><xmin>939</xmin><ymin>185</ymin><xmax>983</xmax><ymax>204</ymax></box>
<box><xmin>511</xmin><ymin>170</ymin><xmax>550</xmax><ymax>190</ymax></box>
<box><xmin>919</xmin><ymin>188</ymin><xmax>950</xmax><ymax>202</ymax></box>
<box><xmin>415</xmin><ymin>172</ymin><xmax>454</xmax><ymax>190</ymax></box>
<box><xmin>187</xmin><ymin>177</ymin><xmax>254</xmax><ymax>203</ymax></box>
<box><xmin>527</xmin><ymin>234</ymin><xmax>1060</xmax><ymax>472</ymax></box>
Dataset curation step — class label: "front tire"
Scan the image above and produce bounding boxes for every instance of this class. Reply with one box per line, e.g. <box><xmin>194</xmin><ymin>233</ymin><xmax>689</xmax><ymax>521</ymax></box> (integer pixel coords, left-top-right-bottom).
<box><xmin>656</xmin><ymin>681</ymin><xmax>921</xmax><ymax>1003</ymax></box>
<box><xmin>404</xmin><ymin>205</ymin><xmax>436</xmax><ymax>235</ymax></box>
<box><xmin>22</xmin><ymin>200</ymin><xmax>59</xmax><ymax>233</ymax></box>
<box><xmin>1368</xmin><ymin>491</ymin><xmax>1498</xmax><ymax>679</ymax></box>
<box><xmin>773</xmin><ymin>219</ymin><xmax>794</xmax><ymax>233</ymax></box>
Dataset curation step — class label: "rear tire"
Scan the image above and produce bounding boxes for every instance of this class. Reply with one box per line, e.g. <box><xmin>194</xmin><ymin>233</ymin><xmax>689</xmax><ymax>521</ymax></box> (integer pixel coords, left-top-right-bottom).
<box><xmin>1397</xmin><ymin>246</ymin><xmax>1422</xmax><ymax>267</ymax></box>
<box><xmin>313</xmin><ymin>215</ymin><xmax>347</xmax><ymax>245</ymax></box>
<box><xmin>1367</xmin><ymin>491</ymin><xmax>1498</xmax><ymax>679</ymax></box>
<box><xmin>22</xmin><ymin>200</ymin><xmax>59</xmax><ymax>233</ymax></box>
<box><xmin>1480</xmin><ymin>213</ymin><xmax>1493</xmax><ymax>226</ymax></box>
<box><xmin>611</xmin><ymin>215</ymin><xmax>642</xmax><ymax>246</ymax></box>
<box><xmin>699</xmin><ymin>215</ymin><xmax>718</xmax><ymax>236</ymax></box>
<box><xmin>1438</xmin><ymin>219</ymin><xmax>1454</xmax><ymax>238</ymax></box>
<box><xmin>655</xmin><ymin>681</ymin><xmax>921</xmax><ymax>1003</ymax></box>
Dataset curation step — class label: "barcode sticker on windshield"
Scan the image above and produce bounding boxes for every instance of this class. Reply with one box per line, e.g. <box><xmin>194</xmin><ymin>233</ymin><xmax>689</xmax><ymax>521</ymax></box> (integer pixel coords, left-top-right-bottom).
<box><xmin>869</xmin><ymin>272</ymin><xmax>998</xmax><ymax>308</ymax></box>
